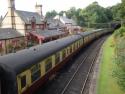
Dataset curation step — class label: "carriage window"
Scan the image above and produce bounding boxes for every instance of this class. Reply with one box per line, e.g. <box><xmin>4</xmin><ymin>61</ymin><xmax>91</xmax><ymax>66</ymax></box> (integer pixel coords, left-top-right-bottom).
<box><xmin>31</xmin><ymin>64</ymin><xmax>41</xmax><ymax>82</ymax></box>
<box><xmin>79</xmin><ymin>41</ymin><xmax>81</xmax><ymax>46</ymax></box>
<box><xmin>67</xmin><ymin>47</ymin><xmax>71</xmax><ymax>54</ymax></box>
<box><xmin>78</xmin><ymin>41</ymin><xmax>80</xmax><ymax>47</ymax></box>
<box><xmin>45</xmin><ymin>58</ymin><xmax>52</xmax><ymax>72</ymax></box>
<box><xmin>21</xmin><ymin>76</ymin><xmax>26</xmax><ymax>89</ymax></box>
<box><xmin>55</xmin><ymin>52</ymin><xmax>60</xmax><ymax>65</ymax></box>
<box><xmin>72</xmin><ymin>44</ymin><xmax>75</xmax><ymax>51</ymax></box>
<box><xmin>66</xmin><ymin>48</ymin><xmax>69</xmax><ymax>55</ymax></box>
<box><xmin>81</xmin><ymin>39</ymin><xmax>83</xmax><ymax>45</ymax></box>
<box><xmin>70</xmin><ymin>46</ymin><xmax>72</xmax><ymax>53</ymax></box>
<box><xmin>77</xmin><ymin>41</ymin><xmax>79</xmax><ymax>47</ymax></box>
<box><xmin>84</xmin><ymin>36</ymin><xmax>88</xmax><ymax>43</ymax></box>
<box><xmin>79</xmin><ymin>40</ymin><xmax>81</xmax><ymax>46</ymax></box>
<box><xmin>62</xmin><ymin>49</ymin><xmax>66</xmax><ymax>59</ymax></box>
<box><xmin>75</xmin><ymin>42</ymin><xmax>78</xmax><ymax>49</ymax></box>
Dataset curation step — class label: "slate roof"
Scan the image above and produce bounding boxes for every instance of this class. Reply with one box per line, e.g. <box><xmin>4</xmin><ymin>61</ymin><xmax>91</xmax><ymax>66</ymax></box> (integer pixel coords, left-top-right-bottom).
<box><xmin>16</xmin><ymin>10</ymin><xmax>44</xmax><ymax>24</ymax></box>
<box><xmin>30</xmin><ymin>29</ymin><xmax>66</xmax><ymax>39</ymax></box>
<box><xmin>47</xmin><ymin>18</ymin><xmax>65</xmax><ymax>28</ymax></box>
<box><xmin>0</xmin><ymin>28</ymin><xmax>23</xmax><ymax>40</ymax></box>
<box><xmin>60</xmin><ymin>16</ymin><xmax>76</xmax><ymax>25</ymax></box>
<box><xmin>54</xmin><ymin>15</ymin><xmax>76</xmax><ymax>25</ymax></box>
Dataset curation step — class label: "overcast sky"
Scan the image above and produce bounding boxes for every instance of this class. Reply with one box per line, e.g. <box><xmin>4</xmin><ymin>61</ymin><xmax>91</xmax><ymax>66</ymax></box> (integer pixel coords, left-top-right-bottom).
<box><xmin>0</xmin><ymin>0</ymin><xmax>121</xmax><ymax>16</ymax></box>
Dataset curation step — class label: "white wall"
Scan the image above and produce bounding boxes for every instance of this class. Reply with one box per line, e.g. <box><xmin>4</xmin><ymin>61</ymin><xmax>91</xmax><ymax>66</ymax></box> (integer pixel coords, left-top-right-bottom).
<box><xmin>1</xmin><ymin>11</ymin><xmax>26</xmax><ymax>36</ymax></box>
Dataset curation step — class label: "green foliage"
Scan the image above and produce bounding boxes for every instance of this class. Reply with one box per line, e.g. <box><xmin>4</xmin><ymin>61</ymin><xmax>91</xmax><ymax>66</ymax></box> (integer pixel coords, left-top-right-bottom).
<box><xmin>45</xmin><ymin>1</ymin><xmax>124</xmax><ymax>28</ymax></box>
<box><xmin>84</xmin><ymin>2</ymin><xmax>112</xmax><ymax>23</ymax></box>
<box><xmin>97</xmin><ymin>36</ymin><xmax>124</xmax><ymax>94</ymax></box>
<box><xmin>7</xmin><ymin>43</ymin><xmax>14</xmax><ymax>53</ymax></box>
<box><xmin>113</xmin><ymin>27</ymin><xmax>125</xmax><ymax>91</ymax></box>
<box><xmin>111</xmin><ymin>4</ymin><xmax>122</xmax><ymax>20</ymax></box>
<box><xmin>45</xmin><ymin>10</ymin><xmax>58</xmax><ymax>19</ymax></box>
<box><xmin>111</xmin><ymin>0</ymin><xmax>125</xmax><ymax>20</ymax></box>
<box><xmin>113</xmin><ymin>39</ymin><xmax>125</xmax><ymax>91</ymax></box>
<box><xmin>45</xmin><ymin>2</ymin><xmax>113</xmax><ymax>27</ymax></box>
<box><xmin>59</xmin><ymin>11</ymin><xmax>65</xmax><ymax>16</ymax></box>
<box><xmin>114</xmin><ymin>26</ymin><xmax>125</xmax><ymax>38</ymax></box>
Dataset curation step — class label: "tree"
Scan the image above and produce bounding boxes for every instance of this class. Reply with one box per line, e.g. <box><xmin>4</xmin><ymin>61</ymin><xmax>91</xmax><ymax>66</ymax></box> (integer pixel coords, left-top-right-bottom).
<box><xmin>111</xmin><ymin>0</ymin><xmax>125</xmax><ymax>21</ymax></box>
<box><xmin>45</xmin><ymin>10</ymin><xmax>58</xmax><ymax>19</ymax></box>
<box><xmin>75</xmin><ymin>9</ymin><xmax>86</xmax><ymax>26</ymax></box>
<box><xmin>59</xmin><ymin>11</ymin><xmax>65</xmax><ymax>16</ymax></box>
<box><xmin>45</xmin><ymin>1</ymin><xmax>122</xmax><ymax>27</ymax></box>
<box><xmin>84</xmin><ymin>2</ymin><xmax>110</xmax><ymax>23</ymax></box>
<box><xmin>111</xmin><ymin>4</ymin><xmax>123</xmax><ymax>20</ymax></box>
<box><xmin>66</xmin><ymin>7</ymin><xmax>76</xmax><ymax>19</ymax></box>
<box><xmin>65</xmin><ymin>7</ymin><xmax>86</xmax><ymax>26</ymax></box>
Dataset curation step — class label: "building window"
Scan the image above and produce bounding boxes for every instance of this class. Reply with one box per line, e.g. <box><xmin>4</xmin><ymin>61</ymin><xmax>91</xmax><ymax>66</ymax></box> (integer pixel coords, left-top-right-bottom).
<box><xmin>31</xmin><ymin>64</ymin><xmax>41</xmax><ymax>82</ymax></box>
<box><xmin>45</xmin><ymin>58</ymin><xmax>52</xmax><ymax>72</ymax></box>
<box><xmin>55</xmin><ymin>52</ymin><xmax>60</xmax><ymax>65</ymax></box>
<box><xmin>21</xmin><ymin>76</ymin><xmax>26</xmax><ymax>89</ymax></box>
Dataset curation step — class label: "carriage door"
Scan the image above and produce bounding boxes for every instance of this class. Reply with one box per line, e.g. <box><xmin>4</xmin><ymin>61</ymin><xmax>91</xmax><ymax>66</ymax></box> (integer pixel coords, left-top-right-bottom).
<box><xmin>0</xmin><ymin>80</ymin><xmax>1</xmax><ymax>94</ymax></box>
<box><xmin>0</xmin><ymin>80</ymin><xmax>8</xmax><ymax>94</ymax></box>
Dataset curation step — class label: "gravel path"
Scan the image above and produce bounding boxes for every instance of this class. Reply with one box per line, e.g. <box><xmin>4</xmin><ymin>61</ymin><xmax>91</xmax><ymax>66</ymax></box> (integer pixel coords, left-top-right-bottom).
<box><xmin>88</xmin><ymin>48</ymin><xmax>103</xmax><ymax>94</ymax></box>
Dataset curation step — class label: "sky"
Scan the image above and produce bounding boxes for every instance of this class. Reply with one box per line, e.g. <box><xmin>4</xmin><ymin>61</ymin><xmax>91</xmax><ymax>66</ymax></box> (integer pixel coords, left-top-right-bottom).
<box><xmin>0</xmin><ymin>0</ymin><xmax>121</xmax><ymax>16</ymax></box>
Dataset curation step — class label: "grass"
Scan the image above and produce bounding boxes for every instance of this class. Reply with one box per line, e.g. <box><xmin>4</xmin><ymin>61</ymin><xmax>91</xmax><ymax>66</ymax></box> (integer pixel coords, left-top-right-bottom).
<box><xmin>97</xmin><ymin>36</ymin><xmax>124</xmax><ymax>94</ymax></box>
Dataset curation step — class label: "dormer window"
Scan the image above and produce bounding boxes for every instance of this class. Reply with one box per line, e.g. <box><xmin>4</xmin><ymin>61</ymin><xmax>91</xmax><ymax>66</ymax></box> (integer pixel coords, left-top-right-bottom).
<box><xmin>31</xmin><ymin>16</ymin><xmax>36</xmax><ymax>31</ymax></box>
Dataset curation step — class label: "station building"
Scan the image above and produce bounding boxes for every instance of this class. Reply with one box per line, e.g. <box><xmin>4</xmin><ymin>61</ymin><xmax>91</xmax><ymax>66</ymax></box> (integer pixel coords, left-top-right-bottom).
<box><xmin>54</xmin><ymin>14</ymin><xmax>83</xmax><ymax>34</ymax></box>
<box><xmin>0</xmin><ymin>0</ymin><xmax>68</xmax><ymax>55</ymax></box>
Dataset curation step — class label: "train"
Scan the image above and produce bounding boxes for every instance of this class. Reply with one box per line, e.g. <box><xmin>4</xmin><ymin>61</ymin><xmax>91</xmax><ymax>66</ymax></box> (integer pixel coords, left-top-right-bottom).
<box><xmin>0</xmin><ymin>28</ymin><xmax>113</xmax><ymax>94</ymax></box>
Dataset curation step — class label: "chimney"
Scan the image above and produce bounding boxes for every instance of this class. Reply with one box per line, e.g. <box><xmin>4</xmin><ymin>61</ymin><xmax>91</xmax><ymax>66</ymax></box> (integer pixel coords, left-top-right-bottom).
<box><xmin>8</xmin><ymin>0</ymin><xmax>16</xmax><ymax>29</ymax></box>
<box><xmin>35</xmin><ymin>3</ymin><xmax>43</xmax><ymax>17</ymax></box>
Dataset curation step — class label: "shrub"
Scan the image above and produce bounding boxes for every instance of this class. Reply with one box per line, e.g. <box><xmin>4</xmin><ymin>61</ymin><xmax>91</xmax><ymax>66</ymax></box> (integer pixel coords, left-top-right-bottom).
<box><xmin>114</xmin><ymin>26</ymin><xmax>125</xmax><ymax>38</ymax></box>
<box><xmin>113</xmin><ymin>27</ymin><xmax>125</xmax><ymax>91</ymax></box>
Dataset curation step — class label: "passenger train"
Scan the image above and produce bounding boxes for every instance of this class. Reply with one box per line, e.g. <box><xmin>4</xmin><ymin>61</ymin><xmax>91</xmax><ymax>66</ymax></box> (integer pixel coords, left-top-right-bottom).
<box><xmin>0</xmin><ymin>29</ymin><xmax>112</xmax><ymax>94</ymax></box>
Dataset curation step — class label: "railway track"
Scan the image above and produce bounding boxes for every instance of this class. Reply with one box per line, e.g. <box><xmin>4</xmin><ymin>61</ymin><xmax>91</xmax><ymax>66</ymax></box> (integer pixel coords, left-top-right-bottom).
<box><xmin>60</xmin><ymin>37</ymin><xmax>106</xmax><ymax>94</ymax></box>
<box><xmin>35</xmin><ymin>35</ymin><xmax>109</xmax><ymax>94</ymax></box>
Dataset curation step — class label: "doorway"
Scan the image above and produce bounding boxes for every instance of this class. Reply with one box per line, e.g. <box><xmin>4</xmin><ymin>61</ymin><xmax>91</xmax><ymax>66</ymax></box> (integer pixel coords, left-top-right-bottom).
<box><xmin>0</xmin><ymin>80</ymin><xmax>1</xmax><ymax>94</ymax></box>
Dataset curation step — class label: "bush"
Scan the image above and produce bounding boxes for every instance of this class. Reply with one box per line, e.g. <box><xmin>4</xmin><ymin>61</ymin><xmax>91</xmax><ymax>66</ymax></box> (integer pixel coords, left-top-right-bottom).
<box><xmin>113</xmin><ymin>27</ymin><xmax>125</xmax><ymax>91</ymax></box>
<box><xmin>114</xmin><ymin>26</ymin><xmax>125</xmax><ymax>38</ymax></box>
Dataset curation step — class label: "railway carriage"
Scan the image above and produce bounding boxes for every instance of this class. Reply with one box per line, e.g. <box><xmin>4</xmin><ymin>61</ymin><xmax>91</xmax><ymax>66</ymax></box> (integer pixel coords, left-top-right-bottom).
<box><xmin>0</xmin><ymin>29</ymin><xmax>112</xmax><ymax>94</ymax></box>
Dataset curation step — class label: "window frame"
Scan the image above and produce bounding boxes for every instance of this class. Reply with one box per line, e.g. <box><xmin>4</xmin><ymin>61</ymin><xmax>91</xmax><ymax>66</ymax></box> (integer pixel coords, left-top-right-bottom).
<box><xmin>62</xmin><ymin>49</ymin><xmax>66</xmax><ymax>59</ymax></box>
<box><xmin>20</xmin><ymin>75</ymin><xmax>26</xmax><ymax>90</ymax></box>
<box><xmin>45</xmin><ymin>57</ymin><xmax>52</xmax><ymax>73</ymax></box>
<box><xmin>17</xmin><ymin>70</ymin><xmax>30</xmax><ymax>94</ymax></box>
<box><xmin>30</xmin><ymin>64</ymin><xmax>41</xmax><ymax>83</ymax></box>
<box><xmin>55</xmin><ymin>52</ymin><xmax>60</xmax><ymax>65</ymax></box>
